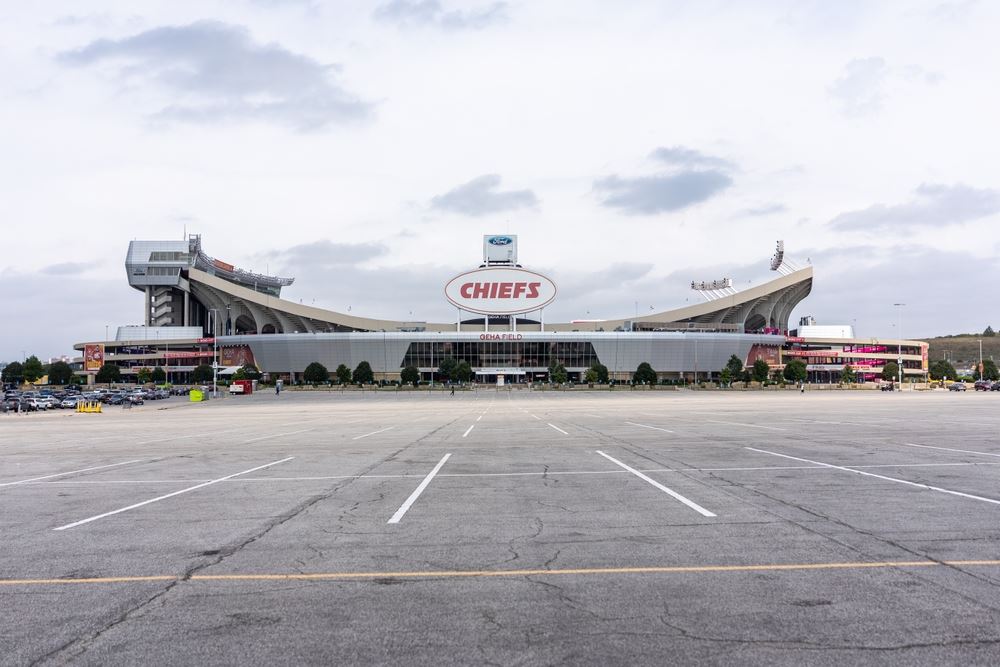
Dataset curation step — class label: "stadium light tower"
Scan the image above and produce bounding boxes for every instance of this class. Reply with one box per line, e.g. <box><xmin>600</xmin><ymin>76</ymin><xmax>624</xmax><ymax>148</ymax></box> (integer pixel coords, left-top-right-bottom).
<box><xmin>893</xmin><ymin>303</ymin><xmax>905</xmax><ymax>387</ymax></box>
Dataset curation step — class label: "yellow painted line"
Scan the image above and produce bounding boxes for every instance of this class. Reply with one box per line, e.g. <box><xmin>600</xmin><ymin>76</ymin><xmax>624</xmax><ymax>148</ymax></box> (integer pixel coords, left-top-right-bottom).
<box><xmin>3</xmin><ymin>560</ymin><xmax>1000</xmax><ymax>586</ymax></box>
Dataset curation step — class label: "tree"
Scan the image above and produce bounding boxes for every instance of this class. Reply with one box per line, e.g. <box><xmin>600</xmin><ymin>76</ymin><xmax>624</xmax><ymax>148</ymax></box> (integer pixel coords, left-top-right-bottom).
<box><xmin>590</xmin><ymin>363</ymin><xmax>609</xmax><ymax>384</ymax></box>
<box><xmin>22</xmin><ymin>355</ymin><xmax>44</xmax><ymax>383</ymax></box>
<box><xmin>95</xmin><ymin>364</ymin><xmax>121</xmax><ymax>384</ymax></box>
<box><xmin>741</xmin><ymin>369</ymin><xmax>752</xmax><ymax>386</ymax></box>
<box><xmin>353</xmin><ymin>361</ymin><xmax>374</xmax><ymax>384</ymax></box>
<box><xmin>192</xmin><ymin>364</ymin><xmax>214</xmax><ymax>383</ymax></box>
<box><xmin>725</xmin><ymin>354</ymin><xmax>744</xmax><ymax>378</ymax></box>
<box><xmin>235</xmin><ymin>363</ymin><xmax>260</xmax><ymax>381</ymax></box>
<box><xmin>929</xmin><ymin>359</ymin><xmax>957</xmax><ymax>381</ymax></box>
<box><xmin>550</xmin><ymin>363</ymin><xmax>568</xmax><ymax>384</ymax></box>
<box><xmin>783</xmin><ymin>359</ymin><xmax>807</xmax><ymax>383</ymax></box>
<box><xmin>720</xmin><ymin>367</ymin><xmax>732</xmax><ymax>386</ymax></box>
<box><xmin>303</xmin><ymin>362</ymin><xmax>329</xmax><ymax>385</ymax></box>
<box><xmin>437</xmin><ymin>357</ymin><xmax>458</xmax><ymax>382</ymax></box>
<box><xmin>401</xmin><ymin>365</ymin><xmax>420</xmax><ymax>387</ymax></box>
<box><xmin>633</xmin><ymin>362</ymin><xmax>657</xmax><ymax>385</ymax></box>
<box><xmin>881</xmin><ymin>361</ymin><xmax>899</xmax><ymax>382</ymax></box>
<box><xmin>751</xmin><ymin>358</ymin><xmax>770</xmax><ymax>383</ymax></box>
<box><xmin>584</xmin><ymin>368</ymin><xmax>598</xmax><ymax>384</ymax></box>
<box><xmin>335</xmin><ymin>363</ymin><xmax>352</xmax><ymax>384</ymax></box>
<box><xmin>977</xmin><ymin>359</ymin><xmax>999</xmax><ymax>381</ymax></box>
<box><xmin>136</xmin><ymin>367</ymin><xmax>152</xmax><ymax>384</ymax></box>
<box><xmin>984</xmin><ymin>326</ymin><xmax>996</xmax><ymax>337</ymax></box>
<box><xmin>453</xmin><ymin>360</ymin><xmax>473</xmax><ymax>383</ymax></box>
<box><xmin>841</xmin><ymin>364</ymin><xmax>857</xmax><ymax>384</ymax></box>
<box><xmin>48</xmin><ymin>360</ymin><xmax>73</xmax><ymax>385</ymax></box>
<box><xmin>2</xmin><ymin>361</ymin><xmax>24</xmax><ymax>384</ymax></box>
<box><xmin>151</xmin><ymin>366</ymin><xmax>167</xmax><ymax>384</ymax></box>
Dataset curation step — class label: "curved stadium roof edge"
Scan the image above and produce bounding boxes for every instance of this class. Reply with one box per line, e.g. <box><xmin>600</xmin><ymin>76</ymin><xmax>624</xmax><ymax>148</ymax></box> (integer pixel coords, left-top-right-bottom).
<box><xmin>186</xmin><ymin>264</ymin><xmax>813</xmax><ymax>334</ymax></box>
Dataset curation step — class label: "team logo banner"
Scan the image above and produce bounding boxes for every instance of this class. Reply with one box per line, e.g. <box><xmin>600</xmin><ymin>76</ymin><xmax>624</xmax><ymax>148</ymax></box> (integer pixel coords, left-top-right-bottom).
<box><xmin>444</xmin><ymin>267</ymin><xmax>557</xmax><ymax>315</ymax></box>
<box><xmin>84</xmin><ymin>344</ymin><xmax>104</xmax><ymax>372</ymax></box>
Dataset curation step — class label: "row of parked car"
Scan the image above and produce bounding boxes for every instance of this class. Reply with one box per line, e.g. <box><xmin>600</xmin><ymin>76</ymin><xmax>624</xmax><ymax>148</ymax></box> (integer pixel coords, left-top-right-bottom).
<box><xmin>2</xmin><ymin>386</ymin><xmax>189</xmax><ymax>412</ymax></box>
<box><xmin>943</xmin><ymin>380</ymin><xmax>1000</xmax><ymax>392</ymax></box>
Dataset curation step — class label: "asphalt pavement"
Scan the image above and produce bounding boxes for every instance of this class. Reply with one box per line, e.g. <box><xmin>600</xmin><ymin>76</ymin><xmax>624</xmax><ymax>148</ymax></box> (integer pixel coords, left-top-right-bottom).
<box><xmin>3</xmin><ymin>387</ymin><xmax>1000</xmax><ymax>665</ymax></box>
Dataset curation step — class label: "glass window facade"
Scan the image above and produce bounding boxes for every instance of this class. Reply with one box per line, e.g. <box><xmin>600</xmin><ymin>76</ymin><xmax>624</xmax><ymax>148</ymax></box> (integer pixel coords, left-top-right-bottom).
<box><xmin>402</xmin><ymin>341</ymin><xmax>600</xmax><ymax>369</ymax></box>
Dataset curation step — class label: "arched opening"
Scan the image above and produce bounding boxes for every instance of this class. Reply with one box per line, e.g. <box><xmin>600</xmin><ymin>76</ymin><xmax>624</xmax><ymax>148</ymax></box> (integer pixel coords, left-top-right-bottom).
<box><xmin>234</xmin><ymin>315</ymin><xmax>257</xmax><ymax>335</ymax></box>
<box><xmin>261</xmin><ymin>323</ymin><xmax>279</xmax><ymax>334</ymax></box>
<box><xmin>745</xmin><ymin>314</ymin><xmax>766</xmax><ymax>333</ymax></box>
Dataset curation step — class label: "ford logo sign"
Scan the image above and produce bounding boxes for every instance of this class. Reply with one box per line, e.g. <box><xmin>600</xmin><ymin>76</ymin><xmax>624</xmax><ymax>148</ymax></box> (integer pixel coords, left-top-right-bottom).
<box><xmin>488</xmin><ymin>236</ymin><xmax>513</xmax><ymax>246</ymax></box>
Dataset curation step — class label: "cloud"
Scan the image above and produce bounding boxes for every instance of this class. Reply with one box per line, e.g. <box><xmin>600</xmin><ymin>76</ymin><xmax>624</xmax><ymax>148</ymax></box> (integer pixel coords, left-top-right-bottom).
<box><xmin>829</xmin><ymin>57</ymin><xmax>887</xmax><ymax>116</ymax></box>
<box><xmin>374</xmin><ymin>1</ymin><xmax>507</xmax><ymax>29</ymax></box>
<box><xmin>594</xmin><ymin>172</ymin><xmax>732</xmax><ymax>215</ymax></box>
<box><xmin>792</xmin><ymin>244</ymin><xmax>1000</xmax><ymax>338</ymax></box>
<box><xmin>57</xmin><ymin>20</ymin><xmax>372</xmax><ymax>130</ymax></box>
<box><xmin>594</xmin><ymin>145</ymin><xmax>734</xmax><ymax>215</ymax></box>
<box><xmin>650</xmin><ymin>146</ymin><xmax>734</xmax><ymax>171</ymax></box>
<box><xmin>40</xmin><ymin>262</ymin><xmax>90</xmax><ymax>275</ymax></box>
<box><xmin>430</xmin><ymin>174</ymin><xmax>538</xmax><ymax>216</ymax></box>
<box><xmin>830</xmin><ymin>183</ymin><xmax>1000</xmax><ymax>230</ymax></box>
<box><xmin>0</xmin><ymin>269</ymin><xmax>137</xmax><ymax>362</ymax></box>
<box><xmin>743</xmin><ymin>203</ymin><xmax>788</xmax><ymax>217</ymax></box>
<box><xmin>264</xmin><ymin>240</ymin><xmax>388</xmax><ymax>271</ymax></box>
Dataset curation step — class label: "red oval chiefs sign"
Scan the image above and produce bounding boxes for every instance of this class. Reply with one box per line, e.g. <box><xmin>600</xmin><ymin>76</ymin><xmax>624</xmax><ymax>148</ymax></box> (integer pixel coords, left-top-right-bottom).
<box><xmin>444</xmin><ymin>267</ymin><xmax>557</xmax><ymax>315</ymax></box>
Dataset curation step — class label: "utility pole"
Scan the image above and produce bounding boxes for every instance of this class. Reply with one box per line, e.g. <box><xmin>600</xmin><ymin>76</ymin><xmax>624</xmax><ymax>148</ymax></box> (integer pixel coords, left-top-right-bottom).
<box><xmin>893</xmin><ymin>303</ymin><xmax>905</xmax><ymax>387</ymax></box>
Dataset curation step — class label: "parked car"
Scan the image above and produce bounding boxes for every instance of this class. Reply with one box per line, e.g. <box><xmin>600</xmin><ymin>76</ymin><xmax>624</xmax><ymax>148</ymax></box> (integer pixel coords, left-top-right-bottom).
<box><xmin>948</xmin><ymin>382</ymin><xmax>968</xmax><ymax>391</ymax></box>
<box><xmin>991</xmin><ymin>381</ymin><xmax>1000</xmax><ymax>391</ymax></box>
<box><xmin>39</xmin><ymin>397</ymin><xmax>60</xmax><ymax>409</ymax></box>
<box><xmin>60</xmin><ymin>397</ymin><xmax>81</xmax><ymax>409</ymax></box>
<box><xmin>974</xmin><ymin>380</ymin><xmax>992</xmax><ymax>391</ymax></box>
<box><xmin>128</xmin><ymin>394</ymin><xmax>144</xmax><ymax>405</ymax></box>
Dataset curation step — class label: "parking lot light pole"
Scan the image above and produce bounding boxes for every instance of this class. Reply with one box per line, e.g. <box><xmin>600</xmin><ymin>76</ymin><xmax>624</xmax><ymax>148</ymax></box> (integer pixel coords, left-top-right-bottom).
<box><xmin>208</xmin><ymin>308</ymin><xmax>220</xmax><ymax>398</ymax></box>
<box><xmin>893</xmin><ymin>303</ymin><xmax>905</xmax><ymax>387</ymax></box>
<box><xmin>979</xmin><ymin>339</ymin><xmax>984</xmax><ymax>380</ymax></box>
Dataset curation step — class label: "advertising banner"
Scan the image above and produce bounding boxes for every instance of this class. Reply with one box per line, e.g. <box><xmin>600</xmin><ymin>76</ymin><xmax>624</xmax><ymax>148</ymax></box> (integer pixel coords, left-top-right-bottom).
<box><xmin>220</xmin><ymin>346</ymin><xmax>256</xmax><ymax>368</ymax></box>
<box><xmin>84</xmin><ymin>344</ymin><xmax>104</xmax><ymax>372</ymax></box>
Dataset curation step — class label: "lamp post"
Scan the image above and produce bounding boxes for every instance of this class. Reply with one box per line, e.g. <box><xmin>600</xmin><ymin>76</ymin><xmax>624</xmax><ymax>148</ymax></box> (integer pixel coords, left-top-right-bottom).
<box><xmin>979</xmin><ymin>339</ymin><xmax>984</xmax><ymax>380</ymax></box>
<box><xmin>207</xmin><ymin>308</ymin><xmax>220</xmax><ymax>397</ymax></box>
<box><xmin>893</xmin><ymin>303</ymin><xmax>905</xmax><ymax>387</ymax></box>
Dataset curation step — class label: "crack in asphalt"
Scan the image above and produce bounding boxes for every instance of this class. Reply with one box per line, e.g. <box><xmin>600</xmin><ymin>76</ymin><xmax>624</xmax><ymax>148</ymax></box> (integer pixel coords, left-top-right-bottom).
<box><xmin>574</xmin><ymin>418</ymin><xmax>1000</xmax><ymax>616</ymax></box>
<box><xmin>30</xmin><ymin>414</ymin><xmax>467</xmax><ymax>666</ymax></box>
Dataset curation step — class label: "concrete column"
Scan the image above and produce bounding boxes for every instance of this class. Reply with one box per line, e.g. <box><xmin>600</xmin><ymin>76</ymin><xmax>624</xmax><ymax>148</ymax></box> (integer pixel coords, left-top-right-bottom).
<box><xmin>183</xmin><ymin>291</ymin><xmax>190</xmax><ymax>326</ymax></box>
<box><xmin>144</xmin><ymin>287</ymin><xmax>151</xmax><ymax>326</ymax></box>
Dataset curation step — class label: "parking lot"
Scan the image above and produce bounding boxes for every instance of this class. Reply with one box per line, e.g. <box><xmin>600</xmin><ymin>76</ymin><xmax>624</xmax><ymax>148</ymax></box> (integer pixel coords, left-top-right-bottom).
<box><xmin>3</xmin><ymin>389</ymin><xmax>1000</xmax><ymax>665</ymax></box>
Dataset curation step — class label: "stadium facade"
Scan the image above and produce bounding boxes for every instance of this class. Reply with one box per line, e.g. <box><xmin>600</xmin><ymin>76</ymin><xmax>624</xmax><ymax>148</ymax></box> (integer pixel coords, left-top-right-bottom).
<box><xmin>74</xmin><ymin>235</ymin><xmax>928</xmax><ymax>383</ymax></box>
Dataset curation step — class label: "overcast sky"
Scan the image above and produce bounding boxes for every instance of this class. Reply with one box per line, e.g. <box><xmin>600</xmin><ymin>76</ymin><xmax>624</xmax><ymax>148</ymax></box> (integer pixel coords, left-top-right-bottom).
<box><xmin>3</xmin><ymin>1</ymin><xmax>1000</xmax><ymax>361</ymax></box>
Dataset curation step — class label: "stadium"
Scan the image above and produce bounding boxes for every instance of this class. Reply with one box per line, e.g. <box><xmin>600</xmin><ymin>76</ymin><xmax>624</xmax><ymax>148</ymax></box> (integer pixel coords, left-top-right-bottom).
<box><xmin>74</xmin><ymin>235</ymin><xmax>927</xmax><ymax>384</ymax></box>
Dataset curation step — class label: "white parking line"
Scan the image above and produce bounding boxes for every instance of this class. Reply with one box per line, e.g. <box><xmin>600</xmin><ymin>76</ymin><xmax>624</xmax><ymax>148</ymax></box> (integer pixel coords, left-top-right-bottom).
<box><xmin>625</xmin><ymin>421</ymin><xmax>675</xmax><ymax>434</ymax></box>
<box><xmin>246</xmin><ymin>427</ymin><xmax>315</xmax><ymax>443</ymax></box>
<box><xmin>548</xmin><ymin>423</ymin><xmax>569</xmax><ymax>435</ymax></box>
<box><xmin>0</xmin><ymin>460</ymin><xmax>144</xmax><ymax>488</ymax></box>
<box><xmin>745</xmin><ymin>447</ymin><xmax>1000</xmax><ymax>507</ymax></box>
<box><xmin>388</xmin><ymin>453</ymin><xmax>452</xmax><ymax>524</ymax></box>
<box><xmin>53</xmin><ymin>457</ymin><xmax>296</xmax><ymax>531</ymax></box>
<box><xmin>530</xmin><ymin>414</ymin><xmax>541</xmax><ymax>420</ymax></box>
<box><xmin>352</xmin><ymin>426</ymin><xmax>394</xmax><ymax>440</ymax></box>
<box><xmin>596</xmin><ymin>451</ymin><xmax>716</xmax><ymax>517</ymax></box>
<box><xmin>899</xmin><ymin>442</ymin><xmax>1000</xmax><ymax>458</ymax></box>
<box><xmin>463</xmin><ymin>425</ymin><xmax>475</xmax><ymax>438</ymax></box>
<box><xmin>708</xmin><ymin>420</ymin><xmax>787</xmax><ymax>432</ymax></box>
<box><xmin>476</xmin><ymin>415</ymin><xmax>482</xmax><ymax>422</ymax></box>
